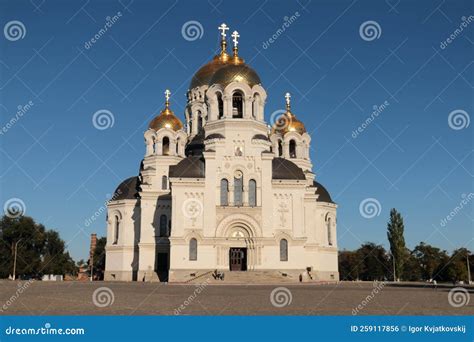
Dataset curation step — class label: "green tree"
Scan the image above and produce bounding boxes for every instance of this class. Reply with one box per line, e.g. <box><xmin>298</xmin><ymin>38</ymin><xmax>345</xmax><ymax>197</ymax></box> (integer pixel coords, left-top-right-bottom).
<box><xmin>401</xmin><ymin>250</ymin><xmax>422</xmax><ymax>281</ymax></box>
<box><xmin>42</xmin><ymin>230</ymin><xmax>77</xmax><ymax>276</ymax></box>
<box><xmin>339</xmin><ymin>250</ymin><xmax>362</xmax><ymax>280</ymax></box>
<box><xmin>387</xmin><ymin>209</ymin><xmax>407</xmax><ymax>281</ymax></box>
<box><xmin>412</xmin><ymin>242</ymin><xmax>448</xmax><ymax>281</ymax></box>
<box><xmin>0</xmin><ymin>215</ymin><xmax>76</xmax><ymax>279</ymax></box>
<box><xmin>444</xmin><ymin>248</ymin><xmax>471</xmax><ymax>283</ymax></box>
<box><xmin>0</xmin><ymin>216</ymin><xmax>45</xmax><ymax>278</ymax></box>
<box><xmin>356</xmin><ymin>243</ymin><xmax>389</xmax><ymax>281</ymax></box>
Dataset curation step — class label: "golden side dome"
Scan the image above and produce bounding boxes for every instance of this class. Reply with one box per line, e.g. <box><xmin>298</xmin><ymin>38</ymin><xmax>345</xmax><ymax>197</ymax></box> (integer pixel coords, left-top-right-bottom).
<box><xmin>272</xmin><ymin>92</ymin><xmax>306</xmax><ymax>135</ymax></box>
<box><xmin>210</xmin><ymin>63</ymin><xmax>261</xmax><ymax>87</ymax></box>
<box><xmin>272</xmin><ymin>112</ymin><xmax>307</xmax><ymax>135</ymax></box>
<box><xmin>149</xmin><ymin>90</ymin><xmax>184</xmax><ymax>131</ymax></box>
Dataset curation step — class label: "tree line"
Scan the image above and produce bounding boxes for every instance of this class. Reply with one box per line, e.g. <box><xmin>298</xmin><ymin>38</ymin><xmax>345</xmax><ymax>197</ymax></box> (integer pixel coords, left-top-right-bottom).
<box><xmin>339</xmin><ymin>209</ymin><xmax>473</xmax><ymax>283</ymax></box>
<box><xmin>0</xmin><ymin>215</ymin><xmax>77</xmax><ymax>279</ymax></box>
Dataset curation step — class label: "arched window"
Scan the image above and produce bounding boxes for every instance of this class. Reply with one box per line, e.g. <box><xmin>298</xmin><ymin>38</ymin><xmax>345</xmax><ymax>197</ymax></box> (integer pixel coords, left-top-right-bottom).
<box><xmin>198</xmin><ymin>113</ymin><xmax>203</xmax><ymax>133</ymax></box>
<box><xmin>160</xmin><ymin>214</ymin><xmax>167</xmax><ymax>237</ymax></box>
<box><xmin>217</xmin><ymin>93</ymin><xmax>224</xmax><ymax>119</ymax></box>
<box><xmin>162</xmin><ymin>137</ymin><xmax>170</xmax><ymax>155</ymax></box>
<box><xmin>113</xmin><ymin>215</ymin><xmax>120</xmax><ymax>244</ymax></box>
<box><xmin>220</xmin><ymin>179</ymin><xmax>229</xmax><ymax>206</ymax></box>
<box><xmin>249</xmin><ymin>179</ymin><xmax>257</xmax><ymax>207</ymax></box>
<box><xmin>278</xmin><ymin>140</ymin><xmax>283</xmax><ymax>157</ymax></box>
<box><xmin>232</xmin><ymin>91</ymin><xmax>243</xmax><ymax>118</ymax></box>
<box><xmin>162</xmin><ymin>175</ymin><xmax>168</xmax><ymax>190</ymax></box>
<box><xmin>189</xmin><ymin>238</ymin><xmax>197</xmax><ymax>261</ymax></box>
<box><xmin>289</xmin><ymin>140</ymin><xmax>296</xmax><ymax>158</ymax></box>
<box><xmin>280</xmin><ymin>239</ymin><xmax>288</xmax><ymax>261</ymax></box>
<box><xmin>176</xmin><ymin>138</ymin><xmax>180</xmax><ymax>155</ymax></box>
<box><xmin>234</xmin><ymin>175</ymin><xmax>243</xmax><ymax>206</ymax></box>
<box><xmin>327</xmin><ymin>217</ymin><xmax>333</xmax><ymax>246</ymax></box>
<box><xmin>189</xmin><ymin>120</ymin><xmax>193</xmax><ymax>135</ymax></box>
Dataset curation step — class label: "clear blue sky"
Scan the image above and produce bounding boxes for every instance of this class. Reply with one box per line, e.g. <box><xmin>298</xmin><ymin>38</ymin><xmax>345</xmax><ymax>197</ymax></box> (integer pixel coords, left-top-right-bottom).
<box><xmin>0</xmin><ymin>0</ymin><xmax>472</xmax><ymax>261</ymax></box>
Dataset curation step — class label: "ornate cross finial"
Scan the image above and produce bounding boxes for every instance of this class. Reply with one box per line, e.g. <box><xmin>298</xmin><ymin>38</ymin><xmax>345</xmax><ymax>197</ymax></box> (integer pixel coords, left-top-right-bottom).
<box><xmin>285</xmin><ymin>92</ymin><xmax>291</xmax><ymax>110</ymax></box>
<box><xmin>164</xmin><ymin>89</ymin><xmax>171</xmax><ymax>107</ymax></box>
<box><xmin>231</xmin><ymin>30</ymin><xmax>240</xmax><ymax>47</ymax></box>
<box><xmin>218</xmin><ymin>23</ymin><xmax>229</xmax><ymax>39</ymax></box>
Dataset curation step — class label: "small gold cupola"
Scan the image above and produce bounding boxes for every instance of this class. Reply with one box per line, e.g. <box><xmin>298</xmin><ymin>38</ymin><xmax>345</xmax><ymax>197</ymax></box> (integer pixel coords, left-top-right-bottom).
<box><xmin>148</xmin><ymin>89</ymin><xmax>184</xmax><ymax>131</ymax></box>
<box><xmin>272</xmin><ymin>92</ymin><xmax>307</xmax><ymax>135</ymax></box>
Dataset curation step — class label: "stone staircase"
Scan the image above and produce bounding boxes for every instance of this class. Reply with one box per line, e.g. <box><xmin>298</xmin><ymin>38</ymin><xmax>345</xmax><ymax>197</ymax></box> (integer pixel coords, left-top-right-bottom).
<box><xmin>185</xmin><ymin>270</ymin><xmax>299</xmax><ymax>284</ymax></box>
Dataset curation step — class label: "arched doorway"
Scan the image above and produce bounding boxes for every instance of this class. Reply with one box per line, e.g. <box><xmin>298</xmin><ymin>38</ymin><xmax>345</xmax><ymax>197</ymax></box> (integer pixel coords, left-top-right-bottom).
<box><xmin>226</xmin><ymin>225</ymin><xmax>256</xmax><ymax>272</ymax></box>
<box><xmin>215</xmin><ymin>214</ymin><xmax>262</xmax><ymax>271</ymax></box>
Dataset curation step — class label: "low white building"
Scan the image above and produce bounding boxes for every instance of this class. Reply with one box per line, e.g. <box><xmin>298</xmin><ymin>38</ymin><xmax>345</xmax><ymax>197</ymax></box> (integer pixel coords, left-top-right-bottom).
<box><xmin>105</xmin><ymin>24</ymin><xmax>338</xmax><ymax>282</ymax></box>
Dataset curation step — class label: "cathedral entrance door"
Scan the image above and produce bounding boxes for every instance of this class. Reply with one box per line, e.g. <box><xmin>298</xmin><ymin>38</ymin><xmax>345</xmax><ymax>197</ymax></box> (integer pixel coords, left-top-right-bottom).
<box><xmin>229</xmin><ymin>248</ymin><xmax>247</xmax><ymax>271</ymax></box>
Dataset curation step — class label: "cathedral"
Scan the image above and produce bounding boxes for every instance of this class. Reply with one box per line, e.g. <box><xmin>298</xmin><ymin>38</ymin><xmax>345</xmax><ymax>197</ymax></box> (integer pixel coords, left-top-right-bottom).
<box><xmin>104</xmin><ymin>24</ymin><xmax>338</xmax><ymax>282</ymax></box>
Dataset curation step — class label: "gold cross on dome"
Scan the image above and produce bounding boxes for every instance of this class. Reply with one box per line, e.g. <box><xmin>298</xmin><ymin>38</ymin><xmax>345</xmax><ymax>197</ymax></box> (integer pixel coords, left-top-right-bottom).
<box><xmin>285</xmin><ymin>92</ymin><xmax>291</xmax><ymax>107</ymax></box>
<box><xmin>164</xmin><ymin>89</ymin><xmax>171</xmax><ymax>102</ymax></box>
<box><xmin>218</xmin><ymin>23</ymin><xmax>229</xmax><ymax>38</ymax></box>
<box><xmin>231</xmin><ymin>30</ymin><xmax>240</xmax><ymax>47</ymax></box>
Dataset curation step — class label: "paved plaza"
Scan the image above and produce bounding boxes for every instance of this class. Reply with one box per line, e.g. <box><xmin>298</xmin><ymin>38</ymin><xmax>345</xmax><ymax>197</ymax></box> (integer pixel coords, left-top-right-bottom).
<box><xmin>0</xmin><ymin>281</ymin><xmax>472</xmax><ymax>316</ymax></box>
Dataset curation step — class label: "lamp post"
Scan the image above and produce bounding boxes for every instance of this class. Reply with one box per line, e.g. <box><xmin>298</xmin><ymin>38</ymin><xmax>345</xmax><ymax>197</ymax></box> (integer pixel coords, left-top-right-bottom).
<box><xmin>12</xmin><ymin>238</ymin><xmax>23</xmax><ymax>281</ymax></box>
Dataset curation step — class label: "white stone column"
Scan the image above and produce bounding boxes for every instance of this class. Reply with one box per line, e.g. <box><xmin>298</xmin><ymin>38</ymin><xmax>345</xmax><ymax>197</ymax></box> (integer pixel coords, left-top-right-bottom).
<box><xmin>283</xmin><ymin>141</ymin><xmax>290</xmax><ymax>159</ymax></box>
<box><xmin>223</xmin><ymin>95</ymin><xmax>232</xmax><ymax>118</ymax></box>
<box><xmin>244</xmin><ymin>96</ymin><xmax>253</xmax><ymax>119</ymax></box>
<box><xmin>145</xmin><ymin>139</ymin><xmax>153</xmax><ymax>157</ymax></box>
<box><xmin>192</xmin><ymin>112</ymin><xmax>199</xmax><ymax>135</ymax></box>
<box><xmin>229</xmin><ymin>184</ymin><xmax>234</xmax><ymax>206</ymax></box>
<box><xmin>243</xmin><ymin>184</ymin><xmax>249</xmax><ymax>206</ymax></box>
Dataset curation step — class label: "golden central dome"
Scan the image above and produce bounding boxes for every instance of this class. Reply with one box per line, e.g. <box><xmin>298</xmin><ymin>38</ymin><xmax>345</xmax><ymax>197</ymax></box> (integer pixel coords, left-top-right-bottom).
<box><xmin>210</xmin><ymin>63</ymin><xmax>261</xmax><ymax>87</ymax></box>
<box><xmin>189</xmin><ymin>30</ymin><xmax>260</xmax><ymax>89</ymax></box>
<box><xmin>149</xmin><ymin>91</ymin><xmax>184</xmax><ymax>132</ymax></box>
<box><xmin>189</xmin><ymin>38</ymin><xmax>233</xmax><ymax>89</ymax></box>
<box><xmin>190</xmin><ymin>56</ymin><xmax>229</xmax><ymax>89</ymax></box>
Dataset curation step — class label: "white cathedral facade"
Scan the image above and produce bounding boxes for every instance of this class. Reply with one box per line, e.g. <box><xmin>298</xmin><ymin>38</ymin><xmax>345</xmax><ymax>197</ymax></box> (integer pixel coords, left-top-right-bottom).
<box><xmin>104</xmin><ymin>24</ymin><xmax>338</xmax><ymax>282</ymax></box>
